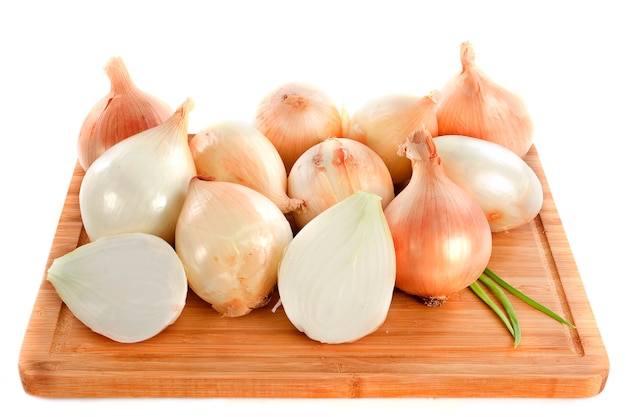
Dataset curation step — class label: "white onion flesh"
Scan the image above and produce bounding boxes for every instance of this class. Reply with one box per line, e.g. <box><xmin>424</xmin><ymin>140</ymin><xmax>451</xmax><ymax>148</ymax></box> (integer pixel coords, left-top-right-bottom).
<box><xmin>79</xmin><ymin>99</ymin><xmax>196</xmax><ymax>244</ymax></box>
<box><xmin>277</xmin><ymin>191</ymin><xmax>396</xmax><ymax>344</ymax></box>
<box><xmin>47</xmin><ymin>233</ymin><xmax>188</xmax><ymax>343</ymax></box>
<box><xmin>433</xmin><ymin>135</ymin><xmax>543</xmax><ymax>232</ymax></box>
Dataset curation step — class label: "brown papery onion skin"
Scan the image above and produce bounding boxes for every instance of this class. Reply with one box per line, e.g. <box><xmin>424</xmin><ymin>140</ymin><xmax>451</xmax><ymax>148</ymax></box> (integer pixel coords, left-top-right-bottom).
<box><xmin>436</xmin><ymin>41</ymin><xmax>534</xmax><ymax>157</ymax></box>
<box><xmin>77</xmin><ymin>57</ymin><xmax>173</xmax><ymax>171</ymax></box>
<box><xmin>253</xmin><ymin>82</ymin><xmax>343</xmax><ymax>174</ymax></box>
<box><xmin>346</xmin><ymin>92</ymin><xmax>439</xmax><ymax>186</ymax></box>
<box><xmin>384</xmin><ymin>127</ymin><xmax>492</xmax><ymax>307</ymax></box>
<box><xmin>287</xmin><ymin>138</ymin><xmax>395</xmax><ymax>230</ymax></box>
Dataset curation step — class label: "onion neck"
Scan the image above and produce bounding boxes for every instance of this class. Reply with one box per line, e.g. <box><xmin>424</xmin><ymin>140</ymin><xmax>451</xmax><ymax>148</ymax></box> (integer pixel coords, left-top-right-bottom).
<box><xmin>460</xmin><ymin>41</ymin><xmax>476</xmax><ymax>72</ymax></box>
<box><xmin>403</xmin><ymin>127</ymin><xmax>448</xmax><ymax>185</ymax></box>
<box><xmin>105</xmin><ymin>56</ymin><xmax>137</xmax><ymax>94</ymax></box>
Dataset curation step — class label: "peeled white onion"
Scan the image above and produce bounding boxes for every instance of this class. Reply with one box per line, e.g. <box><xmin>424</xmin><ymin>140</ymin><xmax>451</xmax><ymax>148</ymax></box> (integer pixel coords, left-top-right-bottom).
<box><xmin>434</xmin><ymin>135</ymin><xmax>543</xmax><ymax>232</ymax></box>
<box><xmin>47</xmin><ymin>233</ymin><xmax>188</xmax><ymax>343</ymax></box>
<box><xmin>277</xmin><ymin>191</ymin><xmax>396</xmax><ymax>344</ymax></box>
<box><xmin>175</xmin><ymin>178</ymin><xmax>293</xmax><ymax>317</ymax></box>
<box><xmin>79</xmin><ymin>99</ymin><xmax>196</xmax><ymax>244</ymax></box>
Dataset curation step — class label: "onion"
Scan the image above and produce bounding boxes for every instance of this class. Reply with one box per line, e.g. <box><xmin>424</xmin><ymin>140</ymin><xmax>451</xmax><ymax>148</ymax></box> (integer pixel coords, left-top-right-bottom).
<box><xmin>434</xmin><ymin>135</ymin><xmax>543</xmax><ymax>232</ymax></box>
<box><xmin>287</xmin><ymin>137</ymin><xmax>394</xmax><ymax>230</ymax></box>
<box><xmin>384</xmin><ymin>127</ymin><xmax>492</xmax><ymax>307</ymax></box>
<box><xmin>436</xmin><ymin>41</ymin><xmax>534</xmax><ymax>157</ymax></box>
<box><xmin>77</xmin><ymin>56</ymin><xmax>173</xmax><ymax>171</ymax></box>
<box><xmin>175</xmin><ymin>178</ymin><xmax>293</xmax><ymax>317</ymax></box>
<box><xmin>189</xmin><ymin>120</ymin><xmax>303</xmax><ymax>213</ymax></box>
<box><xmin>277</xmin><ymin>191</ymin><xmax>396</xmax><ymax>344</ymax></box>
<box><xmin>346</xmin><ymin>92</ymin><xmax>439</xmax><ymax>185</ymax></box>
<box><xmin>47</xmin><ymin>233</ymin><xmax>187</xmax><ymax>343</ymax></box>
<box><xmin>79</xmin><ymin>98</ymin><xmax>196</xmax><ymax>244</ymax></box>
<box><xmin>253</xmin><ymin>82</ymin><xmax>343</xmax><ymax>173</ymax></box>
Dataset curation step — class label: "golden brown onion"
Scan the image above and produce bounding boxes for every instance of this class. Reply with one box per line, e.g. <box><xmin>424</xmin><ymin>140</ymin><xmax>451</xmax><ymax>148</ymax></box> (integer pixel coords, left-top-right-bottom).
<box><xmin>384</xmin><ymin>127</ymin><xmax>492</xmax><ymax>307</ymax></box>
<box><xmin>436</xmin><ymin>41</ymin><xmax>534</xmax><ymax>157</ymax></box>
<box><xmin>253</xmin><ymin>82</ymin><xmax>343</xmax><ymax>174</ymax></box>
<box><xmin>77</xmin><ymin>56</ymin><xmax>172</xmax><ymax>170</ymax></box>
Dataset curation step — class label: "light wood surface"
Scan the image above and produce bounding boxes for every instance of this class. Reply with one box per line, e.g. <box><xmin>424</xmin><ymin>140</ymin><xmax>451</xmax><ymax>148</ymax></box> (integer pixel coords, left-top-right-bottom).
<box><xmin>18</xmin><ymin>145</ymin><xmax>610</xmax><ymax>398</ymax></box>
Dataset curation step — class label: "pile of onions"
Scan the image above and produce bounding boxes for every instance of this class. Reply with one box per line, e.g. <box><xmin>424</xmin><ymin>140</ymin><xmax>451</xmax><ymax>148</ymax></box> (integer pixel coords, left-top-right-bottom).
<box><xmin>189</xmin><ymin>120</ymin><xmax>303</xmax><ymax>214</ymax></box>
<box><xmin>436</xmin><ymin>42</ymin><xmax>534</xmax><ymax>157</ymax></box>
<box><xmin>253</xmin><ymin>82</ymin><xmax>343</xmax><ymax>173</ymax></box>
<box><xmin>55</xmin><ymin>44</ymin><xmax>566</xmax><ymax>347</ymax></box>
<box><xmin>346</xmin><ymin>92</ymin><xmax>439</xmax><ymax>185</ymax></box>
<box><xmin>384</xmin><ymin>127</ymin><xmax>492</xmax><ymax>306</ymax></box>
<box><xmin>77</xmin><ymin>56</ymin><xmax>173</xmax><ymax>171</ymax></box>
<box><xmin>175</xmin><ymin>177</ymin><xmax>293</xmax><ymax>317</ymax></box>
<box><xmin>287</xmin><ymin>137</ymin><xmax>394</xmax><ymax>230</ymax></box>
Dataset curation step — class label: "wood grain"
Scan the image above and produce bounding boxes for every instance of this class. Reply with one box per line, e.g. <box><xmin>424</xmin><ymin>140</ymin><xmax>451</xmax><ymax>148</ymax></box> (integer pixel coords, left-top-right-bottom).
<box><xmin>18</xmin><ymin>145</ymin><xmax>610</xmax><ymax>398</ymax></box>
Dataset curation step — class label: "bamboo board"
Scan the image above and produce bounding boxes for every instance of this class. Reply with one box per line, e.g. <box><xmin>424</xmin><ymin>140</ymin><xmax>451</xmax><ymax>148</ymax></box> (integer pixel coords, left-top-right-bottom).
<box><xmin>18</xmin><ymin>145</ymin><xmax>609</xmax><ymax>398</ymax></box>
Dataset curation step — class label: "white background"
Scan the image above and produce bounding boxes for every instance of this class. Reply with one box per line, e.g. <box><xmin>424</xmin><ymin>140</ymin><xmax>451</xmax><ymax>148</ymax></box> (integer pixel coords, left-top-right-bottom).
<box><xmin>1</xmin><ymin>1</ymin><xmax>624</xmax><ymax>416</ymax></box>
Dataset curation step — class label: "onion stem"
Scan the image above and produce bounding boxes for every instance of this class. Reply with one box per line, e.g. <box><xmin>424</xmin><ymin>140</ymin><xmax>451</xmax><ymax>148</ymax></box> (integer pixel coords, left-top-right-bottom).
<box><xmin>468</xmin><ymin>281</ymin><xmax>515</xmax><ymax>337</ymax></box>
<box><xmin>478</xmin><ymin>274</ymin><xmax>521</xmax><ymax>347</ymax></box>
<box><xmin>470</xmin><ymin>267</ymin><xmax>576</xmax><ymax>348</ymax></box>
<box><xmin>483</xmin><ymin>267</ymin><xmax>575</xmax><ymax>328</ymax></box>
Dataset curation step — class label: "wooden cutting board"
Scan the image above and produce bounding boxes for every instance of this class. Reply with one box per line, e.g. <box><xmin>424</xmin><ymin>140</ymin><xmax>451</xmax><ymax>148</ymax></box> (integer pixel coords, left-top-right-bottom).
<box><xmin>18</xmin><ymin>145</ymin><xmax>609</xmax><ymax>398</ymax></box>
